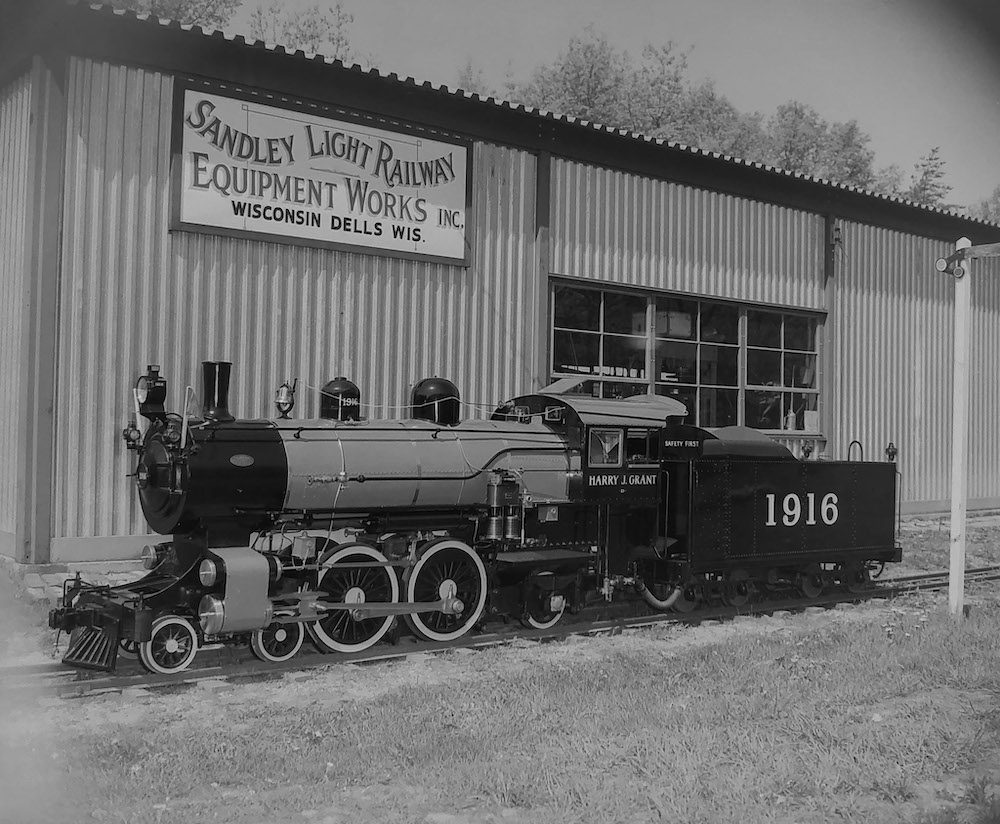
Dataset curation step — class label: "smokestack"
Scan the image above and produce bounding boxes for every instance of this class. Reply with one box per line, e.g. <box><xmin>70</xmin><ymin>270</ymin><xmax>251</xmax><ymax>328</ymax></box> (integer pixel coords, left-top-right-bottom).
<box><xmin>202</xmin><ymin>361</ymin><xmax>235</xmax><ymax>422</ymax></box>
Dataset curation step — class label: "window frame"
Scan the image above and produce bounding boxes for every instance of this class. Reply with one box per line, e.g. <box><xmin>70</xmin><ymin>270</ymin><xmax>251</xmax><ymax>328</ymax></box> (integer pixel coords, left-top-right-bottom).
<box><xmin>588</xmin><ymin>427</ymin><xmax>625</xmax><ymax>468</ymax></box>
<box><xmin>550</xmin><ymin>283</ymin><xmax>823</xmax><ymax>434</ymax></box>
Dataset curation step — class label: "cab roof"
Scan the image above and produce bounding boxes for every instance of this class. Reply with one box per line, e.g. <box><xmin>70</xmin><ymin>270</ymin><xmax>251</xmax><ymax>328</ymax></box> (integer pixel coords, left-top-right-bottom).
<box><xmin>533</xmin><ymin>392</ymin><xmax>687</xmax><ymax>428</ymax></box>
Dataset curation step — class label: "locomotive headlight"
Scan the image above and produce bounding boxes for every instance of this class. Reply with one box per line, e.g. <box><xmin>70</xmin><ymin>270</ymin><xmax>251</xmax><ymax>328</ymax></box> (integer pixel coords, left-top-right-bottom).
<box><xmin>198</xmin><ymin>594</ymin><xmax>225</xmax><ymax>636</ymax></box>
<box><xmin>199</xmin><ymin>558</ymin><xmax>219</xmax><ymax>587</ymax></box>
<box><xmin>135</xmin><ymin>376</ymin><xmax>150</xmax><ymax>404</ymax></box>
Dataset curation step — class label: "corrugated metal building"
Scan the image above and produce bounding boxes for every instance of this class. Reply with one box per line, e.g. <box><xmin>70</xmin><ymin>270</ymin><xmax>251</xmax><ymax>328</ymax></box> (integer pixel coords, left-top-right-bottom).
<box><xmin>2</xmin><ymin>1</ymin><xmax>998</xmax><ymax>564</ymax></box>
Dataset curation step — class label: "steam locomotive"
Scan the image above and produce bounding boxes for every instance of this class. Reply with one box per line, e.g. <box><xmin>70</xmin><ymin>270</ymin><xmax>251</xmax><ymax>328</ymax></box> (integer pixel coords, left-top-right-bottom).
<box><xmin>49</xmin><ymin>361</ymin><xmax>900</xmax><ymax>674</ymax></box>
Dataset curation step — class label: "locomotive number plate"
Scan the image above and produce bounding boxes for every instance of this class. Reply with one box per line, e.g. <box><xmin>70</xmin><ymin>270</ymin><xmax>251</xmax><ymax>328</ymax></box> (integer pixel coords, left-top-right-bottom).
<box><xmin>763</xmin><ymin>492</ymin><xmax>839</xmax><ymax>527</ymax></box>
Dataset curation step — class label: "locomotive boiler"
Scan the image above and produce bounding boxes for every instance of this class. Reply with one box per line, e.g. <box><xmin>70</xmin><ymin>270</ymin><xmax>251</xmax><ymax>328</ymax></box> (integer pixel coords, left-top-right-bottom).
<box><xmin>49</xmin><ymin>361</ymin><xmax>901</xmax><ymax>674</ymax></box>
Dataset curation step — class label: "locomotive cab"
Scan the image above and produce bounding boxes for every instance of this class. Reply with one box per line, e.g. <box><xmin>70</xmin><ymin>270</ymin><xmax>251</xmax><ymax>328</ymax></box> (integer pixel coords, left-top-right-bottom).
<box><xmin>495</xmin><ymin>392</ymin><xmax>687</xmax><ymax>581</ymax></box>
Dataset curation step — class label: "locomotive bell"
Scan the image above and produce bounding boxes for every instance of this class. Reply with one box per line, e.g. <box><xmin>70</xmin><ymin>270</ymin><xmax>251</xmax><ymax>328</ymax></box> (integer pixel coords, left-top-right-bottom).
<box><xmin>274</xmin><ymin>379</ymin><xmax>297</xmax><ymax>418</ymax></box>
<box><xmin>320</xmin><ymin>376</ymin><xmax>361</xmax><ymax>421</ymax></box>
<box><xmin>411</xmin><ymin>377</ymin><xmax>460</xmax><ymax>426</ymax></box>
<box><xmin>201</xmin><ymin>361</ymin><xmax>235</xmax><ymax>423</ymax></box>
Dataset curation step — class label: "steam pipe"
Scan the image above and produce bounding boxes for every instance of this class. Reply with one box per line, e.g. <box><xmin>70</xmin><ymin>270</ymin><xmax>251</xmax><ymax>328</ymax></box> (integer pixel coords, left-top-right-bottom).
<box><xmin>633</xmin><ymin>580</ymin><xmax>682</xmax><ymax>611</ymax></box>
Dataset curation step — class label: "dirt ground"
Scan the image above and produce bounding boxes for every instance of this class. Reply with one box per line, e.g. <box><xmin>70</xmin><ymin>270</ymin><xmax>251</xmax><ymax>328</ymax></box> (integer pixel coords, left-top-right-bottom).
<box><xmin>2</xmin><ymin>533</ymin><xmax>1000</xmax><ymax>824</ymax></box>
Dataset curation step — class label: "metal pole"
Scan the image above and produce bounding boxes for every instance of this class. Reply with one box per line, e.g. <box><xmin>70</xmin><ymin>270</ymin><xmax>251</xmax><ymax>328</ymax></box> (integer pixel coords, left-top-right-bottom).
<box><xmin>949</xmin><ymin>236</ymin><xmax>972</xmax><ymax>617</ymax></box>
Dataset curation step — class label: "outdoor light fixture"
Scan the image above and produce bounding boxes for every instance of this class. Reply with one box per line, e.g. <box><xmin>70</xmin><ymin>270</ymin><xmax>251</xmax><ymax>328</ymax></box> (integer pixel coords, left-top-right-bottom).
<box><xmin>135</xmin><ymin>364</ymin><xmax>167</xmax><ymax>418</ymax></box>
<box><xmin>275</xmin><ymin>379</ymin><xmax>297</xmax><ymax>418</ymax></box>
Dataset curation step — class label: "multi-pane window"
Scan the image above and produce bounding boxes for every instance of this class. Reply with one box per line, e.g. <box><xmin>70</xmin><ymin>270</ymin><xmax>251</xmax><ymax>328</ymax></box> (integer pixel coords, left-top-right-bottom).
<box><xmin>551</xmin><ymin>283</ymin><xmax>821</xmax><ymax>432</ymax></box>
<box><xmin>745</xmin><ymin>310</ymin><xmax>819</xmax><ymax>431</ymax></box>
<box><xmin>551</xmin><ymin>287</ymin><xmax>650</xmax><ymax>399</ymax></box>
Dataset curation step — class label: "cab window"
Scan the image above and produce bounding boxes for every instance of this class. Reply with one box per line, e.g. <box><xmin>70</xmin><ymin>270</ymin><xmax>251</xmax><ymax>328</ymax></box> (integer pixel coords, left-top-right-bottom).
<box><xmin>589</xmin><ymin>428</ymin><xmax>623</xmax><ymax>467</ymax></box>
<box><xmin>626</xmin><ymin>429</ymin><xmax>658</xmax><ymax>465</ymax></box>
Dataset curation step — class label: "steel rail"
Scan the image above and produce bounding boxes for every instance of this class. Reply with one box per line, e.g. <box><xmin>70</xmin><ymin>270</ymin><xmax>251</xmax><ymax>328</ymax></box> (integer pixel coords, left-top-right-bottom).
<box><xmin>8</xmin><ymin>564</ymin><xmax>999</xmax><ymax>699</ymax></box>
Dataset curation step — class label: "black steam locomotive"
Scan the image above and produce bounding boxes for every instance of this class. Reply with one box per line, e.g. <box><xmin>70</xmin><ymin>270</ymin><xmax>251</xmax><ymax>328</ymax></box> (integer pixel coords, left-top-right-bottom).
<box><xmin>49</xmin><ymin>361</ymin><xmax>900</xmax><ymax>674</ymax></box>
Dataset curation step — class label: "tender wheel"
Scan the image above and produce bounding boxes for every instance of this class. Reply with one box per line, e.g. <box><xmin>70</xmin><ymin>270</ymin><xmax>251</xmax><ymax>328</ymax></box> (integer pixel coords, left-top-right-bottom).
<box><xmin>721</xmin><ymin>569</ymin><xmax>751</xmax><ymax>608</ymax></box>
<box><xmin>308</xmin><ymin>544</ymin><xmax>400</xmax><ymax>653</ymax></box>
<box><xmin>797</xmin><ymin>564</ymin><xmax>825</xmax><ymax>598</ymax></box>
<box><xmin>520</xmin><ymin>574</ymin><xmax>566</xmax><ymax>629</ymax></box>
<box><xmin>250</xmin><ymin>622</ymin><xmax>305</xmax><ymax>663</ymax></box>
<box><xmin>842</xmin><ymin>563</ymin><xmax>871</xmax><ymax>594</ymax></box>
<box><xmin>670</xmin><ymin>582</ymin><xmax>700</xmax><ymax>614</ymax></box>
<box><xmin>404</xmin><ymin>539</ymin><xmax>488</xmax><ymax>642</ymax></box>
<box><xmin>138</xmin><ymin>615</ymin><xmax>198</xmax><ymax>675</ymax></box>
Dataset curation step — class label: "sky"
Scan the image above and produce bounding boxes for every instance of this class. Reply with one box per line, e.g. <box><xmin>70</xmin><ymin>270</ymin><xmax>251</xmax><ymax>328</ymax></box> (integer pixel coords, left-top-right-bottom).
<box><xmin>230</xmin><ymin>0</ymin><xmax>1000</xmax><ymax>208</ymax></box>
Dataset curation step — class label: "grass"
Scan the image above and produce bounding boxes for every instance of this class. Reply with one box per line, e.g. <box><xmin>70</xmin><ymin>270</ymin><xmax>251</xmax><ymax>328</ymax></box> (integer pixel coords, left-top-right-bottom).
<box><xmin>33</xmin><ymin>598</ymin><xmax>1000</xmax><ymax>824</ymax></box>
<box><xmin>897</xmin><ymin>522</ymin><xmax>1000</xmax><ymax>574</ymax></box>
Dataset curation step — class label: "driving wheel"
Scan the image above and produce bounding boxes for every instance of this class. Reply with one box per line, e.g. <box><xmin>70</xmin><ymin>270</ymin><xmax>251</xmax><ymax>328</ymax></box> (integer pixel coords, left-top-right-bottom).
<box><xmin>308</xmin><ymin>543</ymin><xmax>400</xmax><ymax>653</ymax></box>
<box><xmin>404</xmin><ymin>539</ymin><xmax>487</xmax><ymax>641</ymax></box>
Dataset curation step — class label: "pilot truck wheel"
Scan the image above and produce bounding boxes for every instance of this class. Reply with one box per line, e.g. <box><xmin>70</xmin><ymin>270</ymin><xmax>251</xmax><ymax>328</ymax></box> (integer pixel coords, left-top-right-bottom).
<box><xmin>138</xmin><ymin>615</ymin><xmax>199</xmax><ymax>675</ymax></box>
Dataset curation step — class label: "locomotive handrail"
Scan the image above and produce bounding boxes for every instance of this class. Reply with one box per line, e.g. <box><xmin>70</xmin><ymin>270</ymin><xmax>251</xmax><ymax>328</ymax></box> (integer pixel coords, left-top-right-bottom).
<box><xmin>847</xmin><ymin>440</ymin><xmax>864</xmax><ymax>461</ymax></box>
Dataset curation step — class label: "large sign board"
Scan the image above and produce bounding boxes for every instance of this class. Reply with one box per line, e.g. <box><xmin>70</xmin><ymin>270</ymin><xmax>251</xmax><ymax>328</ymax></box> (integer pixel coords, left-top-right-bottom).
<box><xmin>172</xmin><ymin>87</ymin><xmax>471</xmax><ymax>264</ymax></box>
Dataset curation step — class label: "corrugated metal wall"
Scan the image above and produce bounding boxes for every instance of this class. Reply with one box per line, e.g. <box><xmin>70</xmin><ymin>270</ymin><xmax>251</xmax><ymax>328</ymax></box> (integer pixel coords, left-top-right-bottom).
<box><xmin>550</xmin><ymin>159</ymin><xmax>1000</xmax><ymax>511</ymax></box>
<box><xmin>551</xmin><ymin>159</ymin><xmax>826</xmax><ymax>310</ymax></box>
<box><xmin>54</xmin><ymin>58</ymin><xmax>539</xmax><ymax>540</ymax></box>
<box><xmin>0</xmin><ymin>72</ymin><xmax>32</xmax><ymax>538</ymax></box>
<box><xmin>829</xmin><ymin>222</ymin><xmax>1000</xmax><ymax>509</ymax></box>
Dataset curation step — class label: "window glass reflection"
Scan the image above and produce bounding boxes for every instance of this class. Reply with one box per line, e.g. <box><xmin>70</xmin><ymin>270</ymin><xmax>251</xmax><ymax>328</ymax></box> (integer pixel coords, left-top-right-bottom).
<box><xmin>700</xmin><ymin>304</ymin><xmax>738</xmax><ymax>344</ymax></box>
<box><xmin>784</xmin><ymin>353</ymin><xmax>817</xmax><ymax>388</ymax></box>
<box><xmin>699</xmin><ymin>345</ymin><xmax>738</xmax><ymax>386</ymax></box>
<box><xmin>603</xmin><ymin>334</ymin><xmax>647</xmax><ymax>379</ymax></box>
<box><xmin>655</xmin><ymin>340</ymin><xmax>697</xmax><ymax>384</ymax></box>
<box><xmin>745</xmin><ymin>389</ymin><xmax>782</xmax><ymax>429</ymax></box>
<box><xmin>748</xmin><ymin>310</ymin><xmax>781</xmax><ymax>348</ymax></box>
<box><xmin>552</xmin><ymin>330</ymin><xmax>599</xmax><ymax>374</ymax></box>
<box><xmin>605</xmin><ymin>292</ymin><xmax>648</xmax><ymax>335</ymax></box>
<box><xmin>747</xmin><ymin>349</ymin><xmax>781</xmax><ymax>385</ymax></box>
<box><xmin>554</xmin><ymin>285</ymin><xmax>600</xmax><ymax>331</ymax></box>
<box><xmin>551</xmin><ymin>285</ymin><xmax>821</xmax><ymax>432</ymax></box>
<box><xmin>784</xmin><ymin>315</ymin><xmax>816</xmax><ymax>351</ymax></box>
<box><xmin>654</xmin><ymin>298</ymin><xmax>697</xmax><ymax>339</ymax></box>
<box><xmin>589</xmin><ymin>428</ymin><xmax>623</xmax><ymax>467</ymax></box>
<box><xmin>700</xmin><ymin>388</ymin><xmax>738</xmax><ymax>427</ymax></box>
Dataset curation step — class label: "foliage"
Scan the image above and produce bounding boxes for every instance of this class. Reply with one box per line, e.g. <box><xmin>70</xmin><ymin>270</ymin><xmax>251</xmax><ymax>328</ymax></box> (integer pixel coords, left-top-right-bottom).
<box><xmin>495</xmin><ymin>27</ymin><xmax>968</xmax><ymax>201</ymax></box>
<box><xmin>506</xmin><ymin>26</ymin><xmax>629</xmax><ymax>123</ymax></box>
<box><xmin>245</xmin><ymin>1</ymin><xmax>355</xmax><ymax>60</ymax></box>
<box><xmin>456</xmin><ymin>58</ymin><xmax>495</xmax><ymax>98</ymax></box>
<box><xmin>872</xmin><ymin>163</ymin><xmax>907</xmax><ymax>198</ymax></box>
<box><xmin>969</xmin><ymin>184</ymin><xmax>1000</xmax><ymax>224</ymax></box>
<box><xmin>102</xmin><ymin>0</ymin><xmax>240</xmax><ymax>28</ymax></box>
<box><xmin>905</xmin><ymin>146</ymin><xmax>952</xmax><ymax>208</ymax></box>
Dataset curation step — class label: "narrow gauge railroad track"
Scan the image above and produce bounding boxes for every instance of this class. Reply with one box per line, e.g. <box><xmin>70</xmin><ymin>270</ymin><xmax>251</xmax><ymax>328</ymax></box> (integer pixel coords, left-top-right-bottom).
<box><xmin>9</xmin><ymin>564</ymin><xmax>1000</xmax><ymax>699</ymax></box>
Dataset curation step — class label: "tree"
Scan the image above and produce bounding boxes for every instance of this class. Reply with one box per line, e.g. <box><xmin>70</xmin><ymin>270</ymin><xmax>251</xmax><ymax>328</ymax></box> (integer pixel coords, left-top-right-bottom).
<box><xmin>506</xmin><ymin>27</ymin><xmax>629</xmax><ymax>124</ymax></box>
<box><xmin>103</xmin><ymin>0</ymin><xmax>240</xmax><ymax>28</ymax></box>
<box><xmin>456</xmin><ymin>59</ymin><xmax>495</xmax><ymax>98</ymax></box>
<box><xmin>904</xmin><ymin>147</ymin><xmax>952</xmax><ymax>208</ymax></box>
<box><xmin>247</xmin><ymin>1</ymin><xmax>355</xmax><ymax>61</ymax></box>
<box><xmin>674</xmin><ymin>81</ymin><xmax>769</xmax><ymax>160</ymax></box>
<box><xmin>820</xmin><ymin>120</ymin><xmax>876</xmax><ymax>189</ymax></box>
<box><xmin>497</xmin><ymin>27</ymin><xmax>953</xmax><ymax>200</ymax></box>
<box><xmin>969</xmin><ymin>184</ymin><xmax>1000</xmax><ymax>224</ymax></box>
<box><xmin>765</xmin><ymin>102</ymin><xmax>828</xmax><ymax>175</ymax></box>
<box><xmin>871</xmin><ymin>164</ymin><xmax>906</xmax><ymax>198</ymax></box>
<box><xmin>620</xmin><ymin>43</ymin><xmax>689</xmax><ymax>135</ymax></box>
